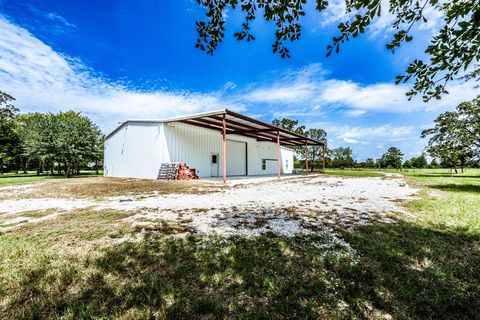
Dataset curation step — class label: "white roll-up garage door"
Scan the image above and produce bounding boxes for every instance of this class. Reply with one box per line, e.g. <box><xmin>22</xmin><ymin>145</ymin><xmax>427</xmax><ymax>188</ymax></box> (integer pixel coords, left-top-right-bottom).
<box><xmin>226</xmin><ymin>140</ymin><xmax>247</xmax><ymax>176</ymax></box>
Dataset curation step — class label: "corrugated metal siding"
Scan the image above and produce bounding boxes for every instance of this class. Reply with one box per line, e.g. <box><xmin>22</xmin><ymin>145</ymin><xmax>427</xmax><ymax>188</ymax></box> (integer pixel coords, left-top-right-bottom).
<box><xmin>281</xmin><ymin>148</ymin><xmax>294</xmax><ymax>174</ymax></box>
<box><xmin>255</xmin><ymin>141</ymin><xmax>277</xmax><ymax>175</ymax></box>
<box><xmin>226</xmin><ymin>140</ymin><xmax>247</xmax><ymax>176</ymax></box>
<box><xmin>104</xmin><ymin>122</ymin><xmax>168</xmax><ymax>179</ymax></box>
<box><xmin>164</xmin><ymin>122</ymin><xmax>222</xmax><ymax>178</ymax></box>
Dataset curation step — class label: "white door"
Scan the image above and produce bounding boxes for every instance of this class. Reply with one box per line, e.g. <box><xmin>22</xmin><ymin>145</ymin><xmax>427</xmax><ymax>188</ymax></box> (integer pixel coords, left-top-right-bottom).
<box><xmin>226</xmin><ymin>140</ymin><xmax>247</xmax><ymax>176</ymax></box>
<box><xmin>210</xmin><ymin>153</ymin><xmax>219</xmax><ymax>177</ymax></box>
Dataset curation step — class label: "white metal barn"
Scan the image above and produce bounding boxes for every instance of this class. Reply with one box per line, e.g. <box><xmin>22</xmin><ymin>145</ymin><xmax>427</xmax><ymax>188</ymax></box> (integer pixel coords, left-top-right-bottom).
<box><xmin>104</xmin><ymin>109</ymin><xmax>325</xmax><ymax>182</ymax></box>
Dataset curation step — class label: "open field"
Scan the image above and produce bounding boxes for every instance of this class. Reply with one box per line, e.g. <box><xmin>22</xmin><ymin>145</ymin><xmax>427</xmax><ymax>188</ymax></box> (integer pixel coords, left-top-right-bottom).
<box><xmin>0</xmin><ymin>170</ymin><xmax>479</xmax><ymax>319</ymax></box>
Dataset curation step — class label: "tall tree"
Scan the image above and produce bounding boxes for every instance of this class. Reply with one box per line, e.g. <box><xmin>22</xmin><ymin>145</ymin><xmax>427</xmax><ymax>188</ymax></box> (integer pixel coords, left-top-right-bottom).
<box><xmin>306</xmin><ymin>128</ymin><xmax>327</xmax><ymax>172</ymax></box>
<box><xmin>18</xmin><ymin>111</ymin><xmax>103</xmax><ymax>177</ymax></box>
<box><xmin>379</xmin><ymin>147</ymin><xmax>403</xmax><ymax>169</ymax></box>
<box><xmin>195</xmin><ymin>0</ymin><xmax>480</xmax><ymax>101</ymax></box>
<box><xmin>0</xmin><ymin>91</ymin><xmax>20</xmax><ymax>175</ymax></box>
<box><xmin>429</xmin><ymin>158</ymin><xmax>439</xmax><ymax>168</ymax></box>
<box><xmin>272</xmin><ymin>117</ymin><xmax>305</xmax><ymax>165</ymax></box>
<box><xmin>457</xmin><ymin>96</ymin><xmax>480</xmax><ymax>158</ymax></box>
<box><xmin>272</xmin><ymin>118</ymin><xmax>327</xmax><ymax>172</ymax></box>
<box><xmin>363</xmin><ymin>158</ymin><xmax>376</xmax><ymax>168</ymax></box>
<box><xmin>18</xmin><ymin>113</ymin><xmax>58</xmax><ymax>174</ymax></box>
<box><xmin>408</xmin><ymin>154</ymin><xmax>428</xmax><ymax>168</ymax></box>
<box><xmin>272</xmin><ymin>118</ymin><xmax>305</xmax><ymax>134</ymax></box>
<box><xmin>329</xmin><ymin>147</ymin><xmax>355</xmax><ymax>168</ymax></box>
<box><xmin>54</xmin><ymin>111</ymin><xmax>103</xmax><ymax>177</ymax></box>
<box><xmin>421</xmin><ymin>97</ymin><xmax>479</xmax><ymax>172</ymax></box>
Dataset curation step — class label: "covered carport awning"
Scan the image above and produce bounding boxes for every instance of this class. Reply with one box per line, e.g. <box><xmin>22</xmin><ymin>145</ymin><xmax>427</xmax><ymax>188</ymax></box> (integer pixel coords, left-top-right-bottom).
<box><xmin>164</xmin><ymin>109</ymin><xmax>326</xmax><ymax>183</ymax></box>
<box><xmin>164</xmin><ymin>109</ymin><xmax>323</xmax><ymax>146</ymax></box>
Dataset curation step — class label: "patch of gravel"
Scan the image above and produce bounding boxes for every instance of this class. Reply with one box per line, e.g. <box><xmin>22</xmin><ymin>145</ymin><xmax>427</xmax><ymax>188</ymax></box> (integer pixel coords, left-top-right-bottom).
<box><xmin>0</xmin><ymin>175</ymin><xmax>419</xmax><ymax>235</ymax></box>
<box><xmin>128</xmin><ymin>203</ymin><xmax>396</xmax><ymax>238</ymax></box>
<box><xmin>0</xmin><ymin>183</ymin><xmax>48</xmax><ymax>200</ymax></box>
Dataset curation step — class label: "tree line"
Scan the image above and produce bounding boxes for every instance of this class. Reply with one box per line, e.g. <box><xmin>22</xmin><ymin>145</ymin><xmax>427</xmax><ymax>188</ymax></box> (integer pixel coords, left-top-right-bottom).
<box><xmin>272</xmin><ymin>118</ymin><xmax>425</xmax><ymax>171</ymax></box>
<box><xmin>0</xmin><ymin>91</ymin><xmax>103</xmax><ymax>176</ymax></box>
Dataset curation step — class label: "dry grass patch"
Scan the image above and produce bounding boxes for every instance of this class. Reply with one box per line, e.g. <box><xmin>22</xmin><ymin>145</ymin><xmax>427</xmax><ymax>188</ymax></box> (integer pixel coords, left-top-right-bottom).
<box><xmin>4</xmin><ymin>177</ymin><xmax>222</xmax><ymax>200</ymax></box>
<box><xmin>134</xmin><ymin>220</ymin><xmax>196</xmax><ymax>235</ymax></box>
<box><xmin>12</xmin><ymin>208</ymin><xmax>137</xmax><ymax>250</ymax></box>
<box><xmin>17</xmin><ymin>209</ymin><xmax>56</xmax><ymax>219</ymax></box>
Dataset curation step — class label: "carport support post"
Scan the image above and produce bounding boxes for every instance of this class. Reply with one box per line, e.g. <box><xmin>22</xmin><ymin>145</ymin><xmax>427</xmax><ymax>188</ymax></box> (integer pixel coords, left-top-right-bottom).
<box><xmin>305</xmin><ymin>140</ymin><xmax>309</xmax><ymax>176</ymax></box>
<box><xmin>222</xmin><ymin>114</ymin><xmax>227</xmax><ymax>184</ymax></box>
<box><xmin>276</xmin><ymin>130</ymin><xmax>281</xmax><ymax>179</ymax></box>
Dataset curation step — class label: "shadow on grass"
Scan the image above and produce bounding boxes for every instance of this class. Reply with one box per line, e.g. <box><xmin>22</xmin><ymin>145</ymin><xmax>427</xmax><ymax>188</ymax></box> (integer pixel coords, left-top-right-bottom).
<box><xmin>3</xmin><ymin>222</ymin><xmax>480</xmax><ymax>319</ymax></box>
<box><xmin>428</xmin><ymin>183</ymin><xmax>480</xmax><ymax>194</ymax></box>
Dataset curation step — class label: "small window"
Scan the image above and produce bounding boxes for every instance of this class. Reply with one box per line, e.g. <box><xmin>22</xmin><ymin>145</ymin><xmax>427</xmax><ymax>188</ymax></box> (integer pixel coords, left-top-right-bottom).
<box><xmin>262</xmin><ymin>159</ymin><xmax>266</xmax><ymax>170</ymax></box>
<box><xmin>211</xmin><ymin>154</ymin><xmax>217</xmax><ymax>164</ymax></box>
<box><xmin>285</xmin><ymin>159</ymin><xmax>289</xmax><ymax>169</ymax></box>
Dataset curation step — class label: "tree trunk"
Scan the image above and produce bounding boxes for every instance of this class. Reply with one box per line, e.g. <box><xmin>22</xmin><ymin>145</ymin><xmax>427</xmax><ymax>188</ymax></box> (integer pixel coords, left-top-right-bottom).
<box><xmin>0</xmin><ymin>158</ymin><xmax>3</xmax><ymax>175</ymax></box>
<box><xmin>64</xmin><ymin>161</ymin><xmax>69</xmax><ymax>177</ymax></box>
<box><xmin>23</xmin><ymin>157</ymin><xmax>27</xmax><ymax>174</ymax></box>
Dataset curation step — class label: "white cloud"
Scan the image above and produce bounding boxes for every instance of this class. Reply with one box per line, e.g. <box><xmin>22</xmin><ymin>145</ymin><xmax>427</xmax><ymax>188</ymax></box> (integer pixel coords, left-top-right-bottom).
<box><xmin>318</xmin><ymin>80</ymin><xmax>419</xmax><ymax>112</ymax></box>
<box><xmin>243</xmin><ymin>63</ymin><xmax>324</xmax><ymax>104</ymax></box>
<box><xmin>305</xmin><ymin>121</ymin><xmax>415</xmax><ymax>143</ymax></box>
<box><xmin>322</xmin><ymin>123</ymin><xmax>424</xmax><ymax>160</ymax></box>
<box><xmin>318</xmin><ymin>0</ymin><xmax>444</xmax><ymax>37</ymax></box>
<box><xmin>343</xmin><ymin>138</ymin><xmax>359</xmax><ymax>144</ymax></box>
<box><xmin>343</xmin><ymin>109</ymin><xmax>366</xmax><ymax>117</ymax></box>
<box><xmin>417</xmin><ymin>4</ymin><xmax>445</xmax><ymax>32</ymax></box>
<box><xmin>334</xmin><ymin>124</ymin><xmax>414</xmax><ymax>143</ymax></box>
<box><xmin>45</xmin><ymin>12</ymin><xmax>76</xmax><ymax>28</ymax></box>
<box><xmin>241</xmin><ymin>62</ymin><xmax>478</xmax><ymax>115</ymax></box>
<box><xmin>0</xmin><ymin>16</ymin><xmax>244</xmax><ymax>131</ymax></box>
<box><xmin>318</xmin><ymin>0</ymin><xmax>348</xmax><ymax>27</ymax></box>
<box><xmin>246</xmin><ymin>83</ymin><xmax>314</xmax><ymax>104</ymax></box>
<box><xmin>25</xmin><ymin>3</ymin><xmax>77</xmax><ymax>30</ymax></box>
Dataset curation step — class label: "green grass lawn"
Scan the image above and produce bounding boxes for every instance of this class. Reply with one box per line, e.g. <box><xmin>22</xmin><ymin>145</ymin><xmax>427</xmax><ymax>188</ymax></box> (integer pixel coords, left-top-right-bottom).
<box><xmin>0</xmin><ymin>171</ymin><xmax>102</xmax><ymax>187</ymax></box>
<box><xmin>0</xmin><ymin>169</ymin><xmax>479</xmax><ymax>319</ymax></box>
<box><xmin>325</xmin><ymin>168</ymin><xmax>382</xmax><ymax>177</ymax></box>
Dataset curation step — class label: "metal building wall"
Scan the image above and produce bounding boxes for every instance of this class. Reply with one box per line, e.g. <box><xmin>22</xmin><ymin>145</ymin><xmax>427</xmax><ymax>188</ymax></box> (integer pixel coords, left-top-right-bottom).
<box><xmin>255</xmin><ymin>141</ymin><xmax>295</xmax><ymax>175</ymax></box>
<box><xmin>104</xmin><ymin>122</ymin><xmax>168</xmax><ymax>179</ymax></box>
<box><xmin>164</xmin><ymin>122</ymin><xmax>260</xmax><ymax>178</ymax></box>
<box><xmin>281</xmin><ymin>148</ymin><xmax>294</xmax><ymax>174</ymax></box>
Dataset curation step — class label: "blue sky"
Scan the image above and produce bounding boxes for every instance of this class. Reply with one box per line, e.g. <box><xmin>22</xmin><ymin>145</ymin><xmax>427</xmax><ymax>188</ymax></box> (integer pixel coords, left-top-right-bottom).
<box><xmin>0</xmin><ymin>0</ymin><xmax>477</xmax><ymax>160</ymax></box>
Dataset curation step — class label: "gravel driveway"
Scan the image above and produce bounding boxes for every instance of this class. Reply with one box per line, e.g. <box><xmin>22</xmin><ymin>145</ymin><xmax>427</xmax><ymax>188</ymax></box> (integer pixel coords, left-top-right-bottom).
<box><xmin>0</xmin><ymin>175</ymin><xmax>418</xmax><ymax>235</ymax></box>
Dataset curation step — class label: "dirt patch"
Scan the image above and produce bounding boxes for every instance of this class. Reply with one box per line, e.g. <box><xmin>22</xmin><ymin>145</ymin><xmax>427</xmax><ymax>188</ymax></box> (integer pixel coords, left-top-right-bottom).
<box><xmin>0</xmin><ymin>177</ymin><xmax>222</xmax><ymax>200</ymax></box>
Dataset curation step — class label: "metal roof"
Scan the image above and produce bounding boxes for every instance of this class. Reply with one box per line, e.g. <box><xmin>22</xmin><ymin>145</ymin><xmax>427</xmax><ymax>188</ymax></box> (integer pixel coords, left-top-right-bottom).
<box><xmin>105</xmin><ymin>109</ymin><xmax>324</xmax><ymax>146</ymax></box>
